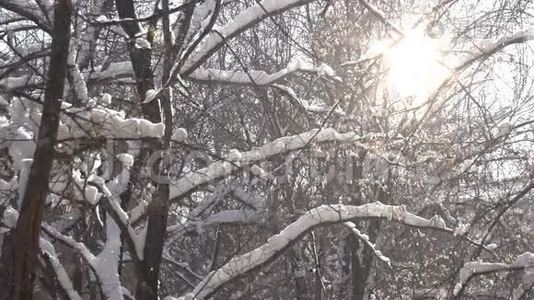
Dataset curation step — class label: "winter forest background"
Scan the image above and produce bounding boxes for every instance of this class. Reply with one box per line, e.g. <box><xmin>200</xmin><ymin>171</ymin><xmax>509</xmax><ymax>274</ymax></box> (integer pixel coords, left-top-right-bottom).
<box><xmin>0</xmin><ymin>0</ymin><xmax>534</xmax><ymax>299</ymax></box>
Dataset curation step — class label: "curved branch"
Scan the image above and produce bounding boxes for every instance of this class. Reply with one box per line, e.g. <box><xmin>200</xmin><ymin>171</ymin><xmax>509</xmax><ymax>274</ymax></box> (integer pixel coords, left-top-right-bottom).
<box><xmin>359</xmin><ymin>0</ymin><xmax>404</xmax><ymax>36</ymax></box>
<box><xmin>180</xmin><ymin>0</ymin><xmax>313</xmax><ymax>75</ymax></box>
<box><xmin>455</xmin><ymin>29</ymin><xmax>534</xmax><ymax>71</ymax></box>
<box><xmin>169</xmin><ymin>128</ymin><xmax>374</xmax><ymax>201</ymax></box>
<box><xmin>188</xmin><ymin>59</ymin><xmax>337</xmax><ymax>85</ymax></box>
<box><xmin>189</xmin><ymin>202</ymin><xmax>452</xmax><ymax>299</ymax></box>
<box><xmin>41</xmin><ymin>249</ymin><xmax>83</xmax><ymax>300</ymax></box>
<box><xmin>453</xmin><ymin>252</ymin><xmax>534</xmax><ymax>299</ymax></box>
<box><xmin>0</xmin><ymin>0</ymin><xmax>51</xmax><ymax>32</ymax></box>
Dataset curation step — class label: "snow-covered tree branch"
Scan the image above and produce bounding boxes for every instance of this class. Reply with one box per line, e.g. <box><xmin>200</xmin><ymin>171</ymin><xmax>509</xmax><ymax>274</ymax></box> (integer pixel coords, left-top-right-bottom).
<box><xmin>169</xmin><ymin>128</ymin><xmax>376</xmax><ymax>201</ymax></box>
<box><xmin>188</xmin><ymin>202</ymin><xmax>453</xmax><ymax>298</ymax></box>
<box><xmin>454</xmin><ymin>253</ymin><xmax>534</xmax><ymax>299</ymax></box>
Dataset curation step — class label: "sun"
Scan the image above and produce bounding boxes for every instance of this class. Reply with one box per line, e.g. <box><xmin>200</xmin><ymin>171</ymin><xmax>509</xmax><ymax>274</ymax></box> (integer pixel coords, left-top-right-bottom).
<box><xmin>383</xmin><ymin>27</ymin><xmax>450</xmax><ymax>102</ymax></box>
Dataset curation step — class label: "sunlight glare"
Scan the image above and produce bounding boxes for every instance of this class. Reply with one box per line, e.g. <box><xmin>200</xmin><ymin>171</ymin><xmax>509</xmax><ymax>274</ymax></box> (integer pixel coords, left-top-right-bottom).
<box><xmin>383</xmin><ymin>27</ymin><xmax>450</xmax><ymax>101</ymax></box>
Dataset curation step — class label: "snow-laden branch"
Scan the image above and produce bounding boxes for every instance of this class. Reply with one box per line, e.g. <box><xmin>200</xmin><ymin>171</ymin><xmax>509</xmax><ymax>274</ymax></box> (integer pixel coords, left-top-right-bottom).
<box><xmin>180</xmin><ymin>0</ymin><xmax>312</xmax><ymax>74</ymax></box>
<box><xmin>189</xmin><ymin>58</ymin><xmax>339</xmax><ymax>85</ymax></box>
<box><xmin>168</xmin><ymin>210</ymin><xmax>263</xmax><ymax>239</ymax></box>
<box><xmin>42</xmin><ymin>219</ymin><xmax>127</xmax><ymax>299</ymax></box>
<box><xmin>167</xmin><ymin>185</ymin><xmax>265</xmax><ymax>238</ymax></box>
<box><xmin>359</xmin><ymin>0</ymin><xmax>403</xmax><ymax>36</ymax></box>
<box><xmin>0</xmin><ymin>75</ymin><xmax>40</xmax><ymax>91</ymax></box>
<box><xmin>3</xmin><ymin>28</ymin><xmax>531</xmax><ymax>97</ymax></box>
<box><xmin>1</xmin><ymin>0</ymin><xmax>316</xmax><ymax>90</ymax></box>
<box><xmin>40</xmin><ymin>239</ymin><xmax>82</xmax><ymax>300</ymax></box>
<box><xmin>0</xmin><ymin>62</ymin><xmax>133</xmax><ymax>91</ymax></box>
<box><xmin>86</xmin><ymin>56</ymin><xmax>339</xmax><ymax>86</ymax></box>
<box><xmin>95</xmin><ymin>215</ymin><xmax>127</xmax><ymax>300</ymax></box>
<box><xmin>455</xmin><ymin>29</ymin><xmax>534</xmax><ymax>71</ymax></box>
<box><xmin>42</xmin><ymin>207</ymin><xmax>127</xmax><ymax>300</ymax></box>
<box><xmin>175</xmin><ymin>0</ymin><xmax>217</xmax><ymax>54</ymax></box>
<box><xmin>454</xmin><ymin>252</ymin><xmax>534</xmax><ymax>299</ymax></box>
<box><xmin>4</xmin><ymin>187</ymin><xmax>131</xmax><ymax>300</ymax></box>
<box><xmin>93</xmin><ymin>170</ymin><xmax>147</xmax><ymax>261</ymax></box>
<box><xmin>188</xmin><ymin>201</ymin><xmax>451</xmax><ymax>299</ymax></box>
<box><xmin>0</xmin><ymin>23</ymin><xmax>39</xmax><ymax>34</ymax></box>
<box><xmin>1</xmin><ymin>97</ymin><xmax>164</xmax><ymax>146</ymax></box>
<box><xmin>0</xmin><ymin>0</ymin><xmax>52</xmax><ymax>32</ymax></box>
<box><xmin>86</xmin><ymin>0</ymin><xmax>318</xmax><ymax>90</ymax></box>
<box><xmin>0</xmin><ymin>53</ymin><xmax>87</xmax><ymax>97</ymax></box>
<box><xmin>40</xmin><ymin>168</ymin><xmax>138</xmax><ymax>300</ymax></box>
<box><xmin>42</xmin><ymin>223</ymin><xmax>98</xmax><ymax>265</ymax></box>
<box><xmin>86</xmin><ymin>61</ymin><xmax>134</xmax><ymax>82</ymax></box>
<box><xmin>273</xmin><ymin>84</ymin><xmax>346</xmax><ymax>115</ymax></box>
<box><xmin>169</xmin><ymin>128</ymin><xmax>374</xmax><ymax>200</ymax></box>
<box><xmin>59</xmin><ymin>100</ymin><xmax>165</xmax><ymax>140</ymax></box>
<box><xmin>41</xmin><ymin>252</ymin><xmax>82</xmax><ymax>300</ymax></box>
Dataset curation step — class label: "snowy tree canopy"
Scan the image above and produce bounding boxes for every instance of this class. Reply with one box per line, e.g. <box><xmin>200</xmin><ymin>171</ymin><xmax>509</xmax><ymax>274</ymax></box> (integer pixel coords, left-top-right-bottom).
<box><xmin>1</xmin><ymin>0</ymin><xmax>534</xmax><ymax>299</ymax></box>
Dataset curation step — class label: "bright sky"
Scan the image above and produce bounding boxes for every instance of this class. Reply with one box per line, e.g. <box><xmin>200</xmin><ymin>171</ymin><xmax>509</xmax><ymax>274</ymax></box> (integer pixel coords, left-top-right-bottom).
<box><xmin>383</xmin><ymin>26</ymin><xmax>450</xmax><ymax>101</ymax></box>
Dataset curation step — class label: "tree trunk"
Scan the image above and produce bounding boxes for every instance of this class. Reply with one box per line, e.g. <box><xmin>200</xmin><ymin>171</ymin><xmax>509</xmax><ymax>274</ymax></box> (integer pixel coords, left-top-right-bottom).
<box><xmin>136</xmin><ymin>0</ymin><xmax>176</xmax><ymax>294</ymax></box>
<box><xmin>347</xmin><ymin>152</ymin><xmax>367</xmax><ymax>300</ymax></box>
<box><xmin>114</xmin><ymin>0</ymin><xmax>174</xmax><ymax>298</ymax></box>
<box><xmin>11</xmin><ymin>1</ymin><xmax>72</xmax><ymax>299</ymax></box>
